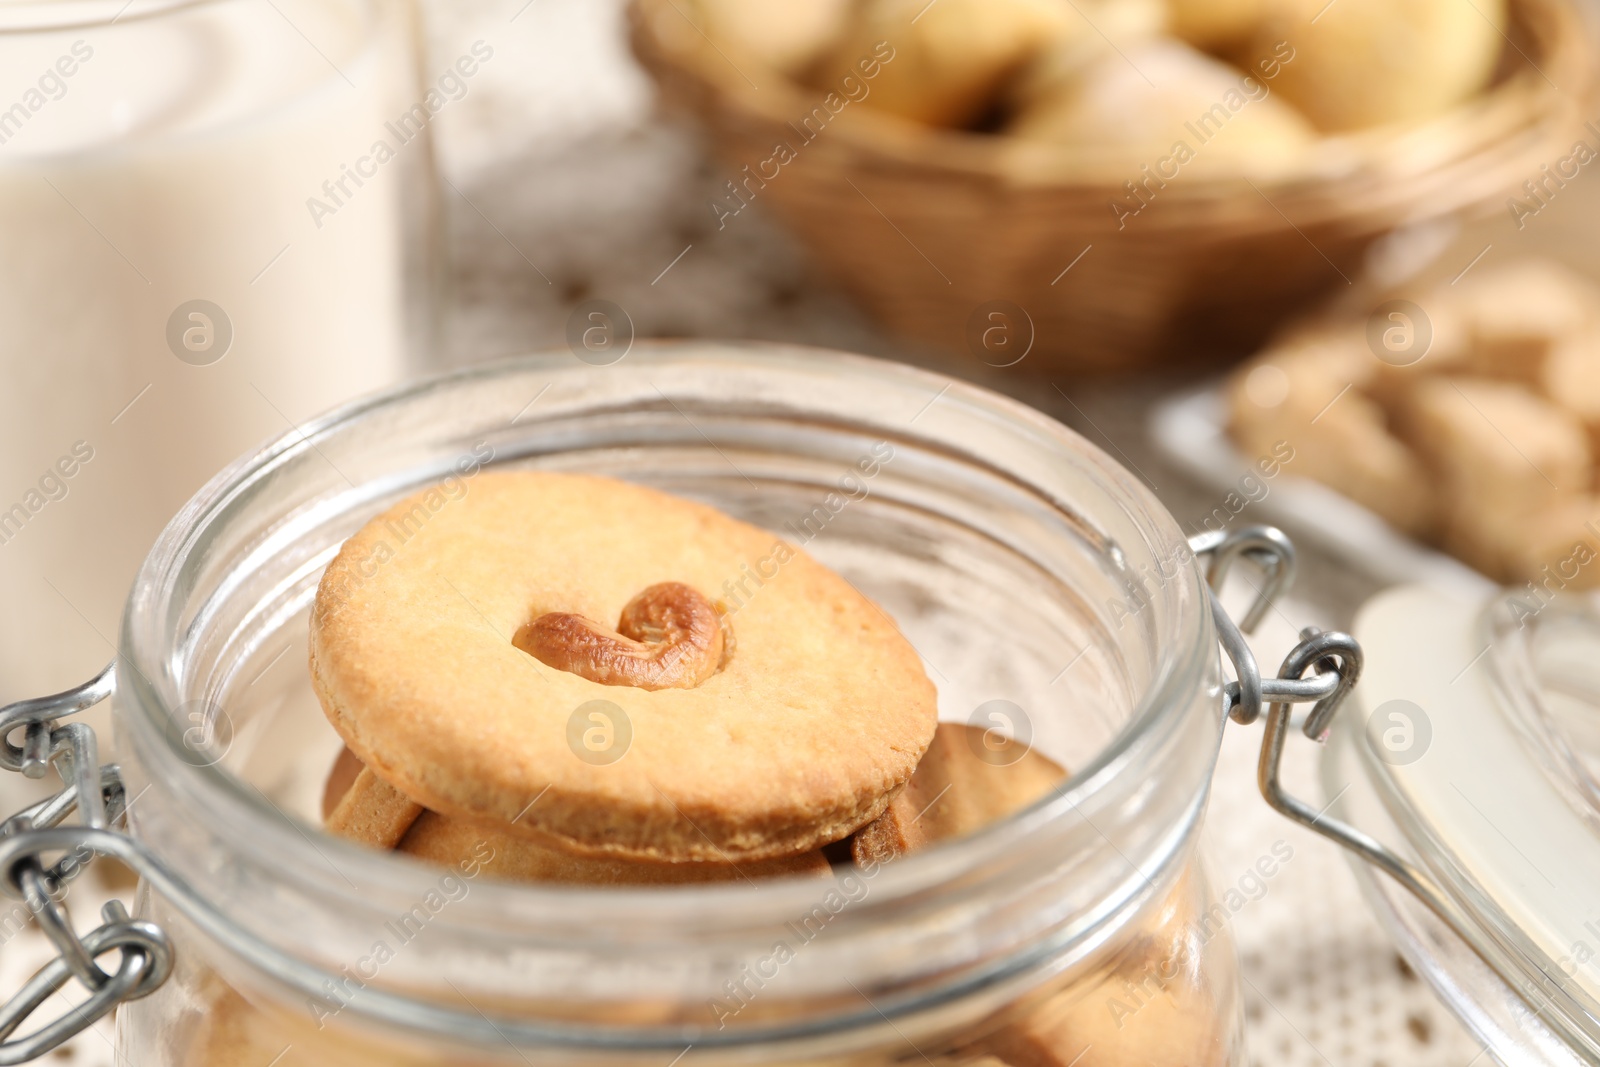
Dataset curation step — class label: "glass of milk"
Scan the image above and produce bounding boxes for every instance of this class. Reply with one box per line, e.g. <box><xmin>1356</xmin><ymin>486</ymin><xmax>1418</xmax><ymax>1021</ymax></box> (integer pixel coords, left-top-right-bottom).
<box><xmin>0</xmin><ymin>0</ymin><xmax>436</xmax><ymax>702</ymax></box>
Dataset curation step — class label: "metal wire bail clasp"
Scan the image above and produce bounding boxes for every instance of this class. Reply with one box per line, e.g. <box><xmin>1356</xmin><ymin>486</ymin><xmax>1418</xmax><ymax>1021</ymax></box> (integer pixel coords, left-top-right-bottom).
<box><xmin>0</xmin><ymin>663</ymin><xmax>172</xmax><ymax>1063</ymax></box>
<box><xmin>1189</xmin><ymin>524</ymin><xmax>1361</xmax><ymax>730</ymax></box>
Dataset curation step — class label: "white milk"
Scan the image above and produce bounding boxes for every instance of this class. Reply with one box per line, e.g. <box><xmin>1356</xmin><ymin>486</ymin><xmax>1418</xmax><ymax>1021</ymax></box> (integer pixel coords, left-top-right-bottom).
<box><xmin>0</xmin><ymin>0</ymin><xmax>427</xmax><ymax>700</ymax></box>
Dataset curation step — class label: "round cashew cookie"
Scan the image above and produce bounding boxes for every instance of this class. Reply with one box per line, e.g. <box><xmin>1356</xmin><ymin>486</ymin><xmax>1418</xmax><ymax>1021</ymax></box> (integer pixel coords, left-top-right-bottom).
<box><xmin>310</xmin><ymin>470</ymin><xmax>938</xmax><ymax>863</ymax></box>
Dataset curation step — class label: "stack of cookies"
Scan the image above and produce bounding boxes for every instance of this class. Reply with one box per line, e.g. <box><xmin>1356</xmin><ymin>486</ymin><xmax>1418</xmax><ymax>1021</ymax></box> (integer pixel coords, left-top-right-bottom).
<box><xmin>1228</xmin><ymin>258</ymin><xmax>1600</xmax><ymax>590</ymax></box>
<box><xmin>311</xmin><ymin>471</ymin><xmax>1065</xmax><ymax>883</ymax></box>
<box><xmin>191</xmin><ymin>468</ymin><xmax>1240</xmax><ymax>1067</ymax></box>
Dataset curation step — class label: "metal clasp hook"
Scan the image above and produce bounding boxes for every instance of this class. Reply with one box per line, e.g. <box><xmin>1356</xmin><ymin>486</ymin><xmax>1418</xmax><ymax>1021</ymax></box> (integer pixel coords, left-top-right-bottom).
<box><xmin>1190</xmin><ymin>524</ymin><xmax>1337</xmax><ymax>726</ymax></box>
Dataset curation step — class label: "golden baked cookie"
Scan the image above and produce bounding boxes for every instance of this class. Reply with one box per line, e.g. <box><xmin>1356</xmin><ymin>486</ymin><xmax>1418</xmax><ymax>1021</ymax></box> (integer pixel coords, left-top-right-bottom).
<box><xmin>1166</xmin><ymin>0</ymin><xmax>1275</xmax><ymax>50</ymax></box>
<box><xmin>1007</xmin><ymin>39</ymin><xmax>1315</xmax><ymax>177</ymax></box>
<box><xmin>1247</xmin><ymin>0</ymin><xmax>1504</xmax><ymax>130</ymax></box>
<box><xmin>322</xmin><ymin>745</ymin><xmax>832</xmax><ymax>884</ymax></box>
<box><xmin>982</xmin><ymin>931</ymin><xmax>1231</xmax><ymax>1067</ymax></box>
<box><xmin>691</xmin><ymin>0</ymin><xmax>853</xmax><ymax>75</ymax></box>
<box><xmin>310</xmin><ymin>471</ymin><xmax>938</xmax><ymax>864</ymax></box>
<box><xmin>325</xmin><ymin>767</ymin><xmax>423</xmax><ymax>849</ymax></box>
<box><xmin>322</xmin><ymin>745</ymin><xmax>425</xmax><ymax>849</ymax></box>
<box><xmin>853</xmin><ymin>722</ymin><xmax>1065</xmax><ymax>864</ymax></box>
<box><xmin>820</xmin><ymin>0</ymin><xmax>1076</xmax><ymax>127</ymax></box>
<box><xmin>322</xmin><ymin>743</ymin><xmax>364</xmax><ymax>820</ymax></box>
<box><xmin>978</xmin><ymin>872</ymin><xmax>1234</xmax><ymax>1067</ymax></box>
<box><xmin>1001</xmin><ymin>0</ymin><xmax>1167</xmax><ymax>104</ymax></box>
<box><xmin>398</xmin><ymin>809</ymin><xmax>831</xmax><ymax>886</ymax></box>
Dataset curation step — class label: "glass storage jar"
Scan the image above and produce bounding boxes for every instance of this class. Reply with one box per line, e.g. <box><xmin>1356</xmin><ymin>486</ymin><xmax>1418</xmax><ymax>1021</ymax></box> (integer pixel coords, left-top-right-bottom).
<box><xmin>0</xmin><ymin>345</ymin><xmax>1345</xmax><ymax>1065</ymax></box>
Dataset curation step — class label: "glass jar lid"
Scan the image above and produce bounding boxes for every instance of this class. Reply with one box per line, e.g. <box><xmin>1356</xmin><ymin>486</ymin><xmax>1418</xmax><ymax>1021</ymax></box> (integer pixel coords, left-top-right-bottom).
<box><xmin>1342</xmin><ymin>584</ymin><xmax>1600</xmax><ymax>1062</ymax></box>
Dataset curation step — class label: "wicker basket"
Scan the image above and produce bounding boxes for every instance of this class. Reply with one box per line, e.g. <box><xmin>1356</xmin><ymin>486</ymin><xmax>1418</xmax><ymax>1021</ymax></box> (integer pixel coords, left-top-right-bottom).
<box><xmin>630</xmin><ymin>0</ymin><xmax>1597</xmax><ymax>372</ymax></box>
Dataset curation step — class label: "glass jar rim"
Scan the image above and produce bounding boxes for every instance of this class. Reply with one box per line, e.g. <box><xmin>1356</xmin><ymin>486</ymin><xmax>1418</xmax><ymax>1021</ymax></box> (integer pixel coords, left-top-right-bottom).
<box><xmin>115</xmin><ymin>344</ymin><xmax>1222</xmax><ymax>1048</ymax></box>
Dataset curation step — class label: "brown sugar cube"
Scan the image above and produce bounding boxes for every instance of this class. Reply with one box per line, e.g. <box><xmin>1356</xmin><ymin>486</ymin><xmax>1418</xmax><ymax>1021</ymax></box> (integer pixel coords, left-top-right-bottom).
<box><xmin>1447</xmin><ymin>496</ymin><xmax>1600</xmax><ymax>588</ymax></box>
<box><xmin>818</xmin><ymin>0</ymin><xmax>1075</xmax><ymax>128</ymax></box>
<box><xmin>1436</xmin><ymin>502</ymin><xmax>1510</xmax><ymax>581</ymax></box>
<box><xmin>1228</xmin><ymin>348</ymin><xmax>1438</xmax><ymax>537</ymax></box>
<box><xmin>1504</xmin><ymin>499</ymin><xmax>1600</xmax><ymax>588</ymax></box>
<box><xmin>851</xmin><ymin>722</ymin><xmax>1065</xmax><ymax>865</ymax></box>
<box><xmin>1454</xmin><ymin>260</ymin><xmax>1594</xmax><ymax>381</ymax></box>
<box><xmin>1397</xmin><ymin>378</ymin><xmax>1591</xmax><ymax>526</ymax></box>
<box><xmin>399</xmin><ymin>810</ymin><xmax>831</xmax><ymax>886</ymax></box>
